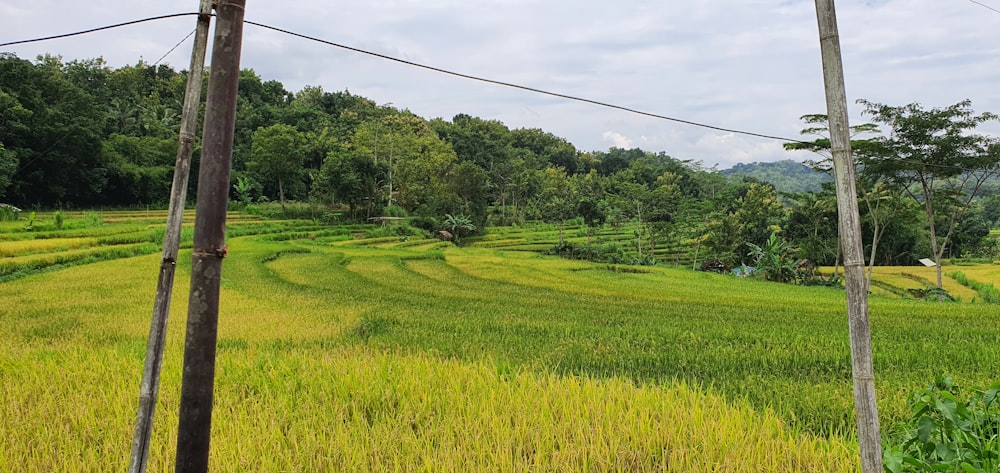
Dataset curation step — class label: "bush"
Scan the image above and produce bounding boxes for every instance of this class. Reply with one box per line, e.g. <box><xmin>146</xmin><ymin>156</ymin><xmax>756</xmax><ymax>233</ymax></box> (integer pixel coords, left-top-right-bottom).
<box><xmin>884</xmin><ymin>377</ymin><xmax>1000</xmax><ymax>473</ymax></box>
<box><xmin>0</xmin><ymin>203</ymin><xmax>22</xmax><ymax>222</ymax></box>
<box><xmin>383</xmin><ymin>205</ymin><xmax>408</xmax><ymax>218</ymax></box>
<box><xmin>409</xmin><ymin>216</ymin><xmax>439</xmax><ymax>233</ymax></box>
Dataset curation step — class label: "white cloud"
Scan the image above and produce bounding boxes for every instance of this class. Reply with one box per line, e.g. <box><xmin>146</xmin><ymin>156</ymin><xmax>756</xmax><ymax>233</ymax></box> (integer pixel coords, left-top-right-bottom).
<box><xmin>602</xmin><ymin>131</ymin><xmax>633</xmax><ymax>149</ymax></box>
<box><xmin>2</xmin><ymin>0</ymin><xmax>998</xmax><ymax>166</ymax></box>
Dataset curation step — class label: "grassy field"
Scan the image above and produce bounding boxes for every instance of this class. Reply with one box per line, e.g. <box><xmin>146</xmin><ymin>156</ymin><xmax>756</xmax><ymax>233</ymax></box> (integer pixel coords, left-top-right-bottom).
<box><xmin>2</xmin><ymin>213</ymin><xmax>999</xmax><ymax>471</ymax></box>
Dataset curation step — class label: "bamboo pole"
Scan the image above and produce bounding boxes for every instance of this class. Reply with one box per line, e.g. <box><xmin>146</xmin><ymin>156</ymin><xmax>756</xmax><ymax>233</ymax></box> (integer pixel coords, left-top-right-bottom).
<box><xmin>128</xmin><ymin>2</ymin><xmax>213</xmax><ymax>472</ymax></box>
<box><xmin>812</xmin><ymin>2</ymin><xmax>883</xmax><ymax>472</ymax></box>
<box><xmin>174</xmin><ymin>1</ymin><xmax>245</xmax><ymax>471</ymax></box>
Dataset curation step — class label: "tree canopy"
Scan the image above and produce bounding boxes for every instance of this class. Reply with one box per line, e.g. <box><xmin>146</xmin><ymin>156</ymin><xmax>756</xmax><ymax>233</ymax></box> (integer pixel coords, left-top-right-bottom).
<box><xmin>2</xmin><ymin>52</ymin><xmax>997</xmax><ymax>271</ymax></box>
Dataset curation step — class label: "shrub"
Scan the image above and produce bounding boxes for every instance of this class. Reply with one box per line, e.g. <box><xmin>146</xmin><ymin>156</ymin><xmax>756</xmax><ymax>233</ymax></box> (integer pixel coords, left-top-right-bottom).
<box><xmin>883</xmin><ymin>377</ymin><xmax>1000</xmax><ymax>473</ymax></box>
<box><xmin>383</xmin><ymin>205</ymin><xmax>408</xmax><ymax>218</ymax></box>
<box><xmin>409</xmin><ymin>216</ymin><xmax>439</xmax><ymax>233</ymax></box>
<box><xmin>0</xmin><ymin>203</ymin><xmax>22</xmax><ymax>222</ymax></box>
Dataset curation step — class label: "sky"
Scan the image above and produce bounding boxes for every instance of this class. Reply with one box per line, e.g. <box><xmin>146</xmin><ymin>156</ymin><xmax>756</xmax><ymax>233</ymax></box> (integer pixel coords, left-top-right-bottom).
<box><xmin>2</xmin><ymin>0</ymin><xmax>999</xmax><ymax>169</ymax></box>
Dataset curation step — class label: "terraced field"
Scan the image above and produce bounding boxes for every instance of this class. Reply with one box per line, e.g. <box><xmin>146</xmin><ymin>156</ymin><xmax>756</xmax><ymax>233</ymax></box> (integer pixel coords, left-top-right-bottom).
<box><xmin>2</xmin><ymin>212</ymin><xmax>999</xmax><ymax>471</ymax></box>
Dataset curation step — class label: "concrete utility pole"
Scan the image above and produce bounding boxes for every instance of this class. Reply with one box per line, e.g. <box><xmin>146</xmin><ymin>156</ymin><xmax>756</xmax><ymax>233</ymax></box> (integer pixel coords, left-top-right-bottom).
<box><xmin>812</xmin><ymin>2</ymin><xmax>883</xmax><ymax>472</ymax></box>
<box><xmin>174</xmin><ymin>1</ymin><xmax>245</xmax><ymax>472</ymax></box>
<box><xmin>128</xmin><ymin>1</ymin><xmax>213</xmax><ymax>472</ymax></box>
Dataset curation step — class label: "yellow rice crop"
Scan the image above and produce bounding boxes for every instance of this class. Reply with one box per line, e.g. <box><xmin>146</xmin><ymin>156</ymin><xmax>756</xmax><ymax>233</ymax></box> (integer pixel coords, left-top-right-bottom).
<box><xmin>0</xmin><ymin>251</ymin><xmax>859</xmax><ymax>472</ymax></box>
<box><xmin>0</xmin><ymin>237</ymin><xmax>98</xmax><ymax>258</ymax></box>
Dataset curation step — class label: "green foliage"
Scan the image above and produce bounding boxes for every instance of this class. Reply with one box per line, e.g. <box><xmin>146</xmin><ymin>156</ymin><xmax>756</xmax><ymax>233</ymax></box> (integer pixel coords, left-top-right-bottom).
<box><xmin>859</xmin><ymin>99</ymin><xmax>1000</xmax><ymax>285</ymax></box>
<box><xmin>0</xmin><ymin>203</ymin><xmax>21</xmax><ymax>221</ymax></box>
<box><xmin>0</xmin><ymin>142</ymin><xmax>16</xmax><ymax>196</ymax></box>
<box><xmin>53</xmin><ymin>210</ymin><xmax>64</xmax><ymax>230</ymax></box>
<box><xmin>442</xmin><ymin>213</ymin><xmax>475</xmax><ymax>244</ymax></box>
<box><xmin>6</xmin><ymin>49</ymin><xmax>999</xmax><ymax>282</ymax></box>
<box><xmin>884</xmin><ymin>377</ymin><xmax>1000</xmax><ymax>473</ymax></box>
<box><xmin>949</xmin><ymin>271</ymin><xmax>1000</xmax><ymax>304</ymax></box>
<box><xmin>746</xmin><ymin>232</ymin><xmax>799</xmax><ymax>283</ymax></box>
<box><xmin>408</xmin><ymin>215</ymin><xmax>439</xmax><ymax>233</ymax></box>
<box><xmin>22</xmin><ymin>211</ymin><xmax>36</xmax><ymax>231</ymax></box>
<box><xmin>382</xmin><ymin>205</ymin><xmax>408</xmax><ymax>218</ymax></box>
<box><xmin>83</xmin><ymin>211</ymin><xmax>103</xmax><ymax>227</ymax></box>
<box><xmin>232</xmin><ymin>175</ymin><xmax>259</xmax><ymax>208</ymax></box>
<box><xmin>248</xmin><ymin>124</ymin><xmax>308</xmax><ymax>210</ymax></box>
<box><xmin>721</xmin><ymin>160</ymin><xmax>833</xmax><ymax>194</ymax></box>
<box><xmin>314</xmin><ymin>149</ymin><xmax>386</xmax><ymax>220</ymax></box>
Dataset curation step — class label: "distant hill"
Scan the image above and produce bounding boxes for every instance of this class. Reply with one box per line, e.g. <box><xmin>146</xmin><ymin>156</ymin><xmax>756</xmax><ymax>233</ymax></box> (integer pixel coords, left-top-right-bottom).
<box><xmin>721</xmin><ymin>160</ymin><xmax>832</xmax><ymax>194</ymax></box>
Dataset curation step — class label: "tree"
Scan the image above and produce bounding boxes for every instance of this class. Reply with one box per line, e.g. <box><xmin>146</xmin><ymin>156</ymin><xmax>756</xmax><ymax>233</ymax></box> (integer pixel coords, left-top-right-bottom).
<box><xmin>859</xmin><ymin>99</ymin><xmax>1000</xmax><ymax>291</ymax></box>
<box><xmin>376</xmin><ymin>114</ymin><xmax>457</xmax><ymax>214</ymax></box>
<box><xmin>0</xmin><ymin>143</ymin><xmax>15</xmax><ymax>197</ymax></box>
<box><xmin>784</xmin><ymin>189</ymin><xmax>839</xmax><ymax>266</ymax></box>
<box><xmin>732</xmin><ymin>182</ymin><xmax>786</xmax><ymax>260</ymax></box>
<box><xmin>248</xmin><ymin>123</ymin><xmax>307</xmax><ymax>211</ymax></box>
<box><xmin>0</xmin><ymin>54</ymin><xmax>107</xmax><ymax>206</ymax></box>
<box><xmin>442</xmin><ymin>213</ymin><xmax>475</xmax><ymax>244</ymax></box>
<box><xmin>448</xmin><ymin>161</ymin><xmax>490</xmax><ymax>229</ymax></box>
<box><xmin>314</xmin><ymin>150</ymin><xmax>387</xmax><ymax>220</ymax></box>
<box><xmin>784</xmin><ymin>113</ymin><xmax>887</xmax><ymax>281</ymax></box>
<box><xmin>535</xmin><ymin>167</ymin><xmax>577</xmax><ymax>245</ymax></box>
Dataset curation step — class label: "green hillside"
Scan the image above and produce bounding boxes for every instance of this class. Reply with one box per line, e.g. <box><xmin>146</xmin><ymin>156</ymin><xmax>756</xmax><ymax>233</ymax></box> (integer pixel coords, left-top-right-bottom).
<box><xmin>721</xmin><ymin>160</ymin><xmax>832</xmax><ymax>194</ymax></box>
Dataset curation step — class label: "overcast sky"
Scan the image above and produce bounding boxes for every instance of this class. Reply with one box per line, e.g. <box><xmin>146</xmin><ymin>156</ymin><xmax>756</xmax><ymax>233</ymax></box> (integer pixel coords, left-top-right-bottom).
<box><xmin>2</xmin><ymin>0</ymin><xmax>998</xmax><ymax>169</ymax></box>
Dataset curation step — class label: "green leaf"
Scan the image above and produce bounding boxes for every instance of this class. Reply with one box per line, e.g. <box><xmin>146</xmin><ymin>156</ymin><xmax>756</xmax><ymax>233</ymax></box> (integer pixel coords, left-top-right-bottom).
<box><xmin>935</xmin><ymin>442</ymin><xmax>957</xmax><ymax>462</ymax></box>
<box><xmin>918</xmin><ymin>416</ymin><xmax>936</xmax><ymax>443</ymax></box>
<box><xmin>883</xmin><ymin>447</ymin><xmax>903</xmax><ymax>473</ymax></box>
<box><xmin>983</xmin><ymin>387</ymin><xmax>998</xmax><ymax>408</ymax></box>
<box><xmin>959</xmin><ymin>463</ymin><xmax>983</xmax><ymax>473</ymax></box>
<box><xmin>936</xmin><ymin>395</ymin><xmax>960</xmax><ymax>424</ymax></box>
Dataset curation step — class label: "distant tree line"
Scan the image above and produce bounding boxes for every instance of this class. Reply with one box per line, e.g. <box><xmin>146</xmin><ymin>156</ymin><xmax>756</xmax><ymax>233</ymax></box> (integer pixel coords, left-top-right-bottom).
<box><xmin>2</xmin><ymin>53</ymin><xmax>998</xmax><ymax>272</ymax></box>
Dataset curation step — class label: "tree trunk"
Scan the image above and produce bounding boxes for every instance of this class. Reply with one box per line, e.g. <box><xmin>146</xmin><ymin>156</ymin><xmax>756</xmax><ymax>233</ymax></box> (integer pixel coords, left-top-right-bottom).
<box><xmin>278</xmin><ymin>177</ymin><xmax>286</xmax><ymax>213</ymax></box>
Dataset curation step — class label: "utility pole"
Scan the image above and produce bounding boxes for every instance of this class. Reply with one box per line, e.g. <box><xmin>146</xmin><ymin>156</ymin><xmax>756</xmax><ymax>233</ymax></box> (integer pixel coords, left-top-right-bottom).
<box><xmin>174</xmin><ymin>1</ymin><xmax>245</xmax><ymax>472</ymax></box>
<box><xmin>812</xmin><ymin>2</ymin><xmax>883</xmax><ymax>472</ymax></box>
<box><xmin>128</xmin><ymin>1</ymin><xmax>213</xmax><ymax>472</ymax></box>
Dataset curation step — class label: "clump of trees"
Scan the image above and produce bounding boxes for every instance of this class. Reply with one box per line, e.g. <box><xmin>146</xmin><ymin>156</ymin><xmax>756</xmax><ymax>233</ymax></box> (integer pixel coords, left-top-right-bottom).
<box><xmin>3</xmin><ymin>53</ymin><xmax>998</xmax><ymax>273</ymax></box>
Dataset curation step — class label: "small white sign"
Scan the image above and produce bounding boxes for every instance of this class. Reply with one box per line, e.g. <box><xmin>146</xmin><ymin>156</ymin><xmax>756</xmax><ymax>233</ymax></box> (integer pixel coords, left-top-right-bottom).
<box><xmin>919</xmin><ymin>258</ymin><xmax>936</xmax><ymax>267</ymax></box>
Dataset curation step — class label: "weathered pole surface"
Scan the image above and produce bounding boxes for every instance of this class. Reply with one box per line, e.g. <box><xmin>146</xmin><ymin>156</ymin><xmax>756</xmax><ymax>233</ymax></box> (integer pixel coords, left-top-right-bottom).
<box><xmin>812</xmin><ymin>1</ymin><xmax>883</xmax><ymax>472</ymax></box>
<box><xmin>128</xmin><ymin>1</ymin><xmax>213</xmax><ymax>472</ymax></box>
<box><xmin>174</xmin><ymin>1</ymin><xmax>245</xmax><ymax>471</ymax></box>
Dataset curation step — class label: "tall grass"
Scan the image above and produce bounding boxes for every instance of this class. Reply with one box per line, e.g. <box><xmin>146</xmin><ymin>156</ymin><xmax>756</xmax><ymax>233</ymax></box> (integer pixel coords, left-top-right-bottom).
<box><xmin>949</xmin><ymin>271</ymin><xmax>1000</xmax><ymax>303</ymax></box>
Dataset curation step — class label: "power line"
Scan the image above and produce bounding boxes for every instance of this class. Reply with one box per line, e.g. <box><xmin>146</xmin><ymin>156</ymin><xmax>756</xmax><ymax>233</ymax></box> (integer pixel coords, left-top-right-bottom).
<box><xmin>242</xmin><ymin>21</ymin><xmax>998</xmax><ymax>175</ymax></box>
<box><xmin>963</xmin><ymin>0</ymin><xmax>1000</xmax><ymax>15</ymax></box>
<box><xmin>2</xmin><ymin>13</ymin><xmax>995</xmax><ymax>176</ymax></box>
<box><xmin>154</xmin><ymin>28</ymin><xmax>196</xmax><ymax>66</ymax></box>
<box><xmin>243</xmin><ymin>20</ymin><xmax>806</xmax><ymax>145</ymax></box>
<box><xmin>0</xmin><ymin>13</ymin><xmax>202</xmax><ymax>48</ymax></box>
<box><xmin>2</xmin><ymin>12</ymin><xmax>810</xmax><ymax>144</ymax></box>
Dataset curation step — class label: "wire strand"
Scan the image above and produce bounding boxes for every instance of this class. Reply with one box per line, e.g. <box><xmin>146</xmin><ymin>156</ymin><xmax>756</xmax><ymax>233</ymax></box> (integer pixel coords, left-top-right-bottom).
<box><xmin>154</xmin><ymin>28</ymin><xmax>196</xmax><ymax>66</ymax></box>
<box><xmin>963</xmin><ymin>0</ymin><xmax>1000</xmax><ymax>15</ymax></box>
<box><xmin>2</xmin><ymin>13</ymin><xmax>995</xmax><ymax>175</ymax></box>
<box><xmin>0</xmin><ymin>13</ymin><xmax>202</xmax><ymax>48</ymax></box>
<box><xmin>243</xmin><ymin>20</ymin><xmax>808</xmax><ymax>145</ymax></box>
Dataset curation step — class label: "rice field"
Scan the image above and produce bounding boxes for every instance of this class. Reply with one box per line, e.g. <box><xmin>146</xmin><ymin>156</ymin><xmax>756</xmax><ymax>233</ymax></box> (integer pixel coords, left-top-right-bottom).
<box><xmin>2</xmin><ymin>213</ymin><xmax>999</xmax><ymax>472</ymax></box>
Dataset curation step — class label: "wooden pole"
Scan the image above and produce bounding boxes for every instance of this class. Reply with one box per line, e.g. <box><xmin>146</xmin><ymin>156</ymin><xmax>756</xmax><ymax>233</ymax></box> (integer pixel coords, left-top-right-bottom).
<box><xmin>128</xmin><ymin>2</ymin><xmax>213</xmax><ymax>472</ymax></box>
<box><xmin>812</xmin><ymin>2</ymin><xmax>883</xmax><ymax>472</ymax></box>
<box><xmin>174</xmin><ymin>1</ymin><xmax>245</xmax><ymax>471</ymax></box>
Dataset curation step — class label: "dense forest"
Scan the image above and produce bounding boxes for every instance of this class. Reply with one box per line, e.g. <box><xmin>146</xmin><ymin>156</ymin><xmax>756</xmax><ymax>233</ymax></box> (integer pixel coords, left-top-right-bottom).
<box><xmin>2</xmin><ymin>53</ymin><xmax>999</xmax><ymax>271</ymax></box>
<box><xmin>721</xmin><ymin>160</ymin><xmax>832</xmax><ymax>194</ymax></box>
